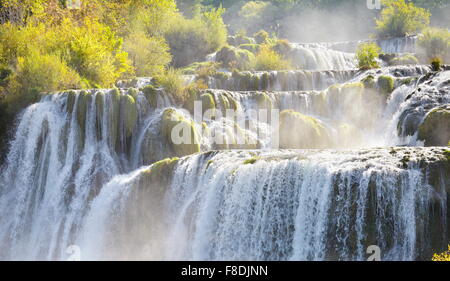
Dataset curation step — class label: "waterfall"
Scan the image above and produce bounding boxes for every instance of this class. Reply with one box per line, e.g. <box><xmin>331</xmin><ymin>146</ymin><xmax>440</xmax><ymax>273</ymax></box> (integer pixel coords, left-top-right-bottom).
<box><xmin>76</xmin><ymin>148</ymin><xmax>449</xmax><ymax>261</ymax></box>
<box><xmin>0</xmin><ymin>40</ymin><xmax>449</xmax><ymax>260</ymax></box>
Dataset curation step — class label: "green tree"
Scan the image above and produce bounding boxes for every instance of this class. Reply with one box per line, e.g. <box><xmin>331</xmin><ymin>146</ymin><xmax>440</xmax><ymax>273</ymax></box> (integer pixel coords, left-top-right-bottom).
<box><xmin>418</xmin><ymin>27</ymin><xmax>450</xmax><ymax>63</ymax></box>
<box><xmin>356</xmin><ymin>43</ymin><xmax>381</xmax><ymax>70</ymax></box>
<box><xmin>376</xmin><ymin>0</ymin><xmax>430</xmax><ymax>38</ymax></box>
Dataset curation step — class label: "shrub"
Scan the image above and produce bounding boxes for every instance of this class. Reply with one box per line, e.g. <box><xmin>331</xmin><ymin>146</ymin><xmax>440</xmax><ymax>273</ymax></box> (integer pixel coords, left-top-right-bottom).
<box><xmin>430</xmin><ymin>57</ymin><xmax>442</xmax><ymax>72</ymax></box>
<box><xmin>64</xmin><ymin>18</ymin><xmax>131</xmax><ymax>87</ymax></box>
<box><xmin>376</xmin><ymin>0</ymin><xmax>430</xmax><ymax>38</ymax></box>
<box><xmin>236</xmin><ymin>1</ymin><xmax>277</xmax><ymax>34</ymax></box>
<box><xmin>164</xmin><ymin>8</ymin><xmax>227</xmax><ymax>67</ymax></box>
<box><xmin>216</xmin><ymin>45</ymin><xmax>254</xmax><ymax>70</ymax></box>
<box><xmin>123</xmin><ymin>31</ymin><xmax>171</xmax><ymax>77</ymax></box>
<box><xmin>254</xmin><ymin>30</ymin><xmax>269</xmax><ymax>44</ymax></box>
<box><xmin>356</xmin><ymin>43</ymin><xmax>381</xmax><ymax>70</ymax></box>
<box><xmin>432</xmin><ymin>246</ymin><xmax>450</xmax><ymax>261</ymax></box>
<box><xmin>250</xmin><ymin>45</ymin><xmax>292</xmax><ymax>71</ymax></box>
<box><xmin>154</xmin><ymin>68</ymin><xmax>187</xmax><ymax>102</ymax></box>
<box><xmin>418</xmin><ymin>27</ymin><xmax>450</xmax><ymax>62</ymax></box>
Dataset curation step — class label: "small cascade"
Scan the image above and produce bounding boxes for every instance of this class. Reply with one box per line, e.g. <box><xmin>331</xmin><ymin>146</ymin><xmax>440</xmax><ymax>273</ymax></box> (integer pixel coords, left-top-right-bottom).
<box><xmin>289</xmin><ymin>44</ymin><xmax>356</xmax><ymax>70</ymax></box>
<box><xmin>299</xmin><ymin>36</ymin><xmax>418</xmax><ymax>54</ymax></box>
<box><xmin>207</xmin><ymin>70</ymin><xmax>357</xmax><ymax>91</ymax></box>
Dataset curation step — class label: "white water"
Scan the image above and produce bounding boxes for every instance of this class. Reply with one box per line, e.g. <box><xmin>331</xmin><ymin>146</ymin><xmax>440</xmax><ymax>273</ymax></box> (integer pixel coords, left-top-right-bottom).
<box><xmin>0</xmin><ymin>44</ymin><xmax>449</xmax><ymax>260</ymax></box>
<box><xmin>76</xmin><ymin>148</ymin><xmax>447</xmax><ymax>260</ymax></box>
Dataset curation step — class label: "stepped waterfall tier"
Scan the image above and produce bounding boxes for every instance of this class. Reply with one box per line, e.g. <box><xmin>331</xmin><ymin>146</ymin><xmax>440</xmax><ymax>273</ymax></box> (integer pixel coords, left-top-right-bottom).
<box><xmin>1</xmin><ymin>35</ymin><xmax>450</xmax><ymax>260</ymax></box>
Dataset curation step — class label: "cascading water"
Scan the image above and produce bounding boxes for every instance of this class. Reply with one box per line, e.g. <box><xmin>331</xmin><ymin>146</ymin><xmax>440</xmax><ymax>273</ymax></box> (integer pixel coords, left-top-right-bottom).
<box><xmin>0</xmin><ymin>40</ymin><xmax>449</xmax><ymax>260</ymax></box>
<box><xmin>76</xmin><ymin>148</ymin><xmax>449</xmax><ymax>261</ymax></box>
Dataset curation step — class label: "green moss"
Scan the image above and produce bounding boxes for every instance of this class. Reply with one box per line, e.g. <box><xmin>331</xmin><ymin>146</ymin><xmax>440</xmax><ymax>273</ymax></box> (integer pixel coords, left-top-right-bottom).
<box><xmin>243</xmin><ymin>156</ymin><xmax>260</xmax><ymax>165</ymax></box>
<box><xmin>389</xmin><ymin>54</ymin><xmax>419</xmax><ymax>65</ymax></box>
<box><xmin>201</xmin><ymin>93</ymin><xmax>216</xmax><ymax>115</ymax></box>
<box><xmin>239</xmin><ymin>44</ymin><xmax>260</xmax><ymax>54</ymax></box>
<box><xmin>161</xmin><ymin>108</ymin><xmax>201</xmax><ymax>157</ymax></box>
<box><xmin>95</xmin><ymin>92</ymin><xmax>105</xmax><ymax>139</ymax></box>
<box><xmin>397</xmin><ymin>77</ymin><xmax>416</xmax><ymax>86</ymax></box>
<box><xmin>121</xmin><ymin>94</ymin><xmax>138</xmax><ymax>138</ymax></box>
<box><xmin>66</xmin><ymin>90</ymin><xmax>77</xmax><ymax>114</ymax></box>
<box><xmin>206</xmin><ymin>159</ymin><xmax>214</xmax><ymax>169</ymax></box>
<box><xmin>255</xmin><ymin>92</ymin><xmax>272</xmax><ymax>110</ymax></box>
<box><xmin>226</xmin><ymin>94</ymin><xmax>239</xmax><ymax>111</ymax></box>
<box><xmin>216</xmin><ymin>46</ymin><xmax>254</xmax><ymax>70</ymax></box>
<box><xmin>127</xmin><ymin>88</ymin><xmax>139</xmax><ymax>100</ymax></box>
<box><xmin>76</xmin><ymin>90</ymin><xmax>91</xmax><ymax>134</ymax></box>
<box><xmin>377</xmin><ymin>75</ymin><xmax>395</xmax><ymax>96</ymax></box>
<box><xmin>279</xmin><ymin>109</ymin><xmax>331</xmax><ymax>149</ymax></box>
<box><xmin>261</xmin><ymin>72</ymin><xmax>269</xmax><ymax>90</ymax></box>
<box><xmin>142</xmin><ymin>85</ymin><xmax>158</xmax><ymax>108</ymax></box>
<box><xmin>418</xmin><ymin>107</ymin><xmax>450</xmax><ymax>146</ymax></box>
<box><xmin>444</xmin><ymin>150</ymin><xmax>450</xmax><ymax>162</ymax></box>
<box><xmin>213</xmin><ymin>71</ymin><xmax>229</xmax><ymax>81</ymax></box>
<box><xmin>139</xmin><ymin>157</ymin><xmax>179</xmax><ymax>194</ymax></box>
<box><xmin>362</xmin><ymin>75</ymin><xmax>376</xmax><ymax>89</ymax></box>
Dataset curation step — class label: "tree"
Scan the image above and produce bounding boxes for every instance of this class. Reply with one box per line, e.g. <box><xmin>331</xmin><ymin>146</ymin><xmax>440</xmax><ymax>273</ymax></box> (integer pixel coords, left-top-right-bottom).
<box><xmin>376</xmin><ymin>0</ymin><xmax>430</xmax><ymax>38</ymax></box>
<box><xmin>356</xmin><ymin>43</ymin><xmax>381</xmax><ymax>70</ymax></box>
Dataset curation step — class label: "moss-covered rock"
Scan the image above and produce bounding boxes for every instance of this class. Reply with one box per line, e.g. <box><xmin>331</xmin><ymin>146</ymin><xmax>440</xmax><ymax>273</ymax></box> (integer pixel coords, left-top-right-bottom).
<box><xmin>201</xmin><ymin>93</ymin><xmax>216</xmax><ymax>116</ymax></box>
<box><xmin>279</xmin><ymin>110</ymin><xmax>332</xmax><ymax>149</ymax></box>
<box><xmin>108</xmin><ymin>88</ymin><xmax>121</xmax><ymax>149</ymax></box>
<box><xmin>95</xmin><ymin>92</ymin><xmax>105</xmax><ymax>139</ymax></box>
<box><xmin>389</xmin><ymin>54</ymin><xmax>419</xmax><ymax>66</ymax></box>
<box><xmin>66</xmin><ymin>90</ymin><xmax>77</xmax><ymax>114</ymax></box>
<box><xmin>76</xmin><ymin>90</ymin><xmax>91</xmax><ymax>135</ymax></box>
<box><xmin>362</xmin><ymin>75</ymin><xmax>376</xmax><ymax>89</ymax></box>
<box><xmin>243</xmin><ymin>156</ymin><xmax>260</xmax><ymax>165</ymax></box>
<box><xmin>227</xmin><ymin>35</ymin><xmax>255</xmax><ymax>46</ymax></box>
<box><xmin>239</xmin><ymin>44</ymin><xmax>260</xmax><ymax>54</ymax></box>
<box><xmin>140</xmin><ymin>157</ymin><xmax>179</xmax><ymax>188</ymax></box>
<box><xmin>161</xmin><ymin>108</ymin><xmax>201</xmax><ymax>157</ymax></box>
<box><xmin>418</xmin><ymin>106</ymin><xmax>450</xmax><ymax>146</ymax></box>
<box><xmin>377</xmin><ymin>75</ymin><xmax>395</xmax><ymax>97</ymax></box>
<box><xmin>136</xmin><ymin>157</ymin><xmax>179</xmax><ymax>208</ymax></box>
<box><xmin>127</xmin><ymin>88</ymin><xmax>139</xmax><ymax>100</ymax></box>
<box><xmin>216</xmin><ymin>46</ymin><xmax>254</xmax><ymax>69</ymax></box>
<box><xmin>121</xmin><ymin>94</ymin><xmax>138</xmax><ymax>138</ymax></box>
<box><xmin>255</xmin><ymin>92</ymin><xmax>272</xmax><ymax>111</ymax></box>
<box><xmin>341</xmin><ymin>82</ymin><xmax>364</xmax><ymax>96</ymax></box>
<box><xmin>142</xmin><ymin>85</ymin><xmax>158</xmax><ymax>108</ymax></box>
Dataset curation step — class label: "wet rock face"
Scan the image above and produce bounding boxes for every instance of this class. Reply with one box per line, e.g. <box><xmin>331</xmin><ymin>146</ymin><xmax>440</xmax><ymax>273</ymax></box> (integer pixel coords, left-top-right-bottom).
<box><xmin>279</xmin><ymin>110</ymin><xmax>332</xmax><ymax>149</ymax></box>
<box><xmin>397</xmin><ymin>71</ymin><xmax>450</xmax><ymax>139</ymax></box>
<box><xmin>418</xmin><ymin>106</ymin><xmax>450</xmax><ymax>146</ymax></box>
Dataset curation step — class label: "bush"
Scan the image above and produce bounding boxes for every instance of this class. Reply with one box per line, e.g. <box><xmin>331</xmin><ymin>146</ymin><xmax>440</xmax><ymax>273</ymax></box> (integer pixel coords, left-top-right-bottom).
<box><xmin>235</xmin><ymin>1</ymin><xmax>277</xmax><ymax>34</ymax></box>
<box><xmin>123</xmin><ymin>31</ymin><xmax>171</xmax><ymax>77</ymax></box>
<box><xmin>216</xmin><ymin>45</ymin><xmax>254</xmax><ymax>70</ymax></box>
<box><xmin>376</xmin><ymin>0</ymin><xmax>430</xmax><ymax>38</ymax></box>
<box><xmin>13</xmin><ymin>50</ymin><xmax>81</xmax><ymax>93</ymax></box>
<box><xmin>254</xmin><ymin>30</ymin><xmax>269</xmax><ymax>44</ymax></box>
<box><xmin>432</xmin><ymin>246</ymin><xmax>450</xmax><ymax>261</ymax></box>
<box><xmin>389</xmin><ymin>54</ymin><xmax>419</xmax><ymax>65</ymax></box>
<box><xmin>430</xmin><ymin>57</ymin><xmax>442</xmax><ymax>72</ymax></box>
<box><xmin>64</xmin><ymin>18</ymin><xmax>131</xmax><ymax>87</ymax></box>
<box><xmin>418</xmin><ymin>28</ymin><xmax>450</xmax><ymax>62</ymax></box>
<box><xmin>164</xmin><ymin>8</ymin><xmax>227</xmax><ymax>67</ymax></box>
<box><xmin>154</xmin><ymin>68</ymin><xmax>187</xmax><ymax>102</ymax></box>
<box><xmin>356</xmin><ymin>43</ymin><xmax>381</xmax><ymax>70</ymax></box>
<box><xmin>249</xmin><ymin>45</ymin><xmax>292</xmax><ymax>71</ymax></box>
